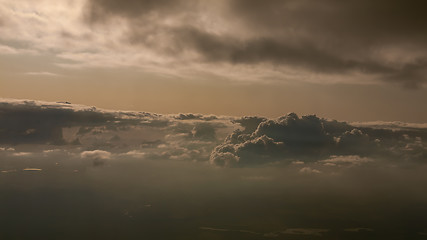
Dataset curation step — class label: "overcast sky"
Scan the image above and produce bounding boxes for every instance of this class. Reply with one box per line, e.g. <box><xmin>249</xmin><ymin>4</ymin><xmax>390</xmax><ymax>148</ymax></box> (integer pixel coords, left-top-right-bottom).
<box><xmin>1</xmin><ymin>0</ymin><xmax>427</xmax><ymax>122</ymax></box>
<box><xmin>1</xmin><ymin>1</ymin><xmax>427</xmax><ymax>235</ymax></box>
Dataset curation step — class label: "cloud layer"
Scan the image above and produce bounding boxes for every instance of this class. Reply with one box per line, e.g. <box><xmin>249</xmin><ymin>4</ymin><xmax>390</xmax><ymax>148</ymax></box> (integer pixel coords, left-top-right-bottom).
<box><xmin>210</xmin><ymin>113</ymin><xmax>427</xmax><ymax>167</ymax></box>
<box><xmin>1</xmin><ymin>0</ymin><xmax>427</xmax><ymax>86</ymax></box>
<box><xmin>1</xmin><ymin>98</ymin><xmax>427</xmax><ymax>239</ymax></box>
<box><xmin>1</xmin><ymin>98</ymin><xmax>426</xmax><ymax>170</ymax></box>
<box><xmin>82</xmin><ymin>0</ymin><xmax>427</xmax><ymax>87</ymax></box>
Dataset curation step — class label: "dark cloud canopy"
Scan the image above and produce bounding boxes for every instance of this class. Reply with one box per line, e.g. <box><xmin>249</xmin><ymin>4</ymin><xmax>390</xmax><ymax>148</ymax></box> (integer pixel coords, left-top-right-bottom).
<box><xmin>83</xmin><ymin>0</ymin><xmax>427</xmax><ymax>87</ymax></box>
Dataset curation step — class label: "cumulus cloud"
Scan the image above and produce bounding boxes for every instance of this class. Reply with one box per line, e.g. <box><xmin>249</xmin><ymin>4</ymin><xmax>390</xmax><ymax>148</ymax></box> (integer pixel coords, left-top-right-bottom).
<box><xmin>80</xmin><ymin>150</ymin><xmax>111</xmax><ymax>160</ymax></box>
<box><xmin>1</xmin><ymin>99</ymin><xmax>426</xmax><ymax>169</ymax></box>
<box><xmin>210</xmin><ymin>113</ymin><xmax>427</xmax><ymax>167</ymax></box>
<box><xmin>81</xmin><ymin>150</ymin><xmax>111</xmax><ymax>166</ymax></box>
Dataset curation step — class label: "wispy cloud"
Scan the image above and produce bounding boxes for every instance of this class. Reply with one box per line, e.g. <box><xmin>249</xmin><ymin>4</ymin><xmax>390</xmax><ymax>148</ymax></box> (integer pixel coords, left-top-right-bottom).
<box><xmin>25</xmin><ymin>71</ymin><xmax>60</xmax><ymax>77</ymax></box>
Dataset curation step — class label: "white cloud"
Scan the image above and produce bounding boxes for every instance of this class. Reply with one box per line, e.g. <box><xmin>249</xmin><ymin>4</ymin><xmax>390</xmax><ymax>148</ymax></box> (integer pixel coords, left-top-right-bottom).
<box><xmin>12</xmin><ymin>152</ymin><xmax>33</xmax><ymax>157</ymax></box>
<box><xmin>25</xmin><ymin>71</ymin><xmax>60</xmax><ymax>77</ymax></box>
<box><xmin>299</xmin><ymin>167</ymin><xmax>321</xmax><ymax>174</ymax></box>
<box><xmin>122</xmin><ymin>150</ymin><xmax>146</xmax><ymax>158</ymax></box>
<box><xmin>320</xmin><ymin>155</ymin><xmax>373</xmax><ymax>167</ymax></box>
<box><xmin>80</xmin><ymin>150</ymin><xmax>111</xmax><ymax>160</ymax></box>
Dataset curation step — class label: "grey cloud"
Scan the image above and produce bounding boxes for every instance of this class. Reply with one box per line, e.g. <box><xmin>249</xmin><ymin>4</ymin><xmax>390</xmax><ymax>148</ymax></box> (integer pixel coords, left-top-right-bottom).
<box><xmin>2</xmin><ymin>99</ymin><xmax>425</xmax><ymax>168</ymax></box>
<box><xmin>173</xmin><ymin>113</ymin><xmax>217</xmax><ymax>121</ymax></box>
<box><xmin>83</xmin><ymin>0</ymin><xmax>190</xmax><ymax>23</ymax></box>
<box><xmin>230</xmin><ymin>0</ymin><xmax>427</xmax><ymax>41</ymax></box>
<box><xmin>0</xmin><ymin>99</ymin><xmax>233</xmax><ymax>164</ymax></box>
<box><xmin>131</xmin><ymin>26</ymin><xmax>393</xmax><ymax>75</ymax></box>
<box><xmin>0</xmin><ymin>99</ymin><xmax>169</xmax><ymax>145</ymax></box>
<box><xmin>0</xmin><ymin>100</ymin><xmax>115</xmax><ymax>144</ymax></box>
<box><xmin>84</xmin><ymin>0</ymin><xmax>427</xmax><ymax>87</ymax></box>
<box><xmin>191</xmin><ymin>123</ymin><xmax>216</xmax><ymax>140</ymax></box>
<box><xmin>210</xmin><ymin>113</ymin><xmax>427</xmax><ymax>167</ymax></box>
<box><xmin>231</xmin><ymin>116</ymin><xmax>266</xmax><ymax>133</ymax></box>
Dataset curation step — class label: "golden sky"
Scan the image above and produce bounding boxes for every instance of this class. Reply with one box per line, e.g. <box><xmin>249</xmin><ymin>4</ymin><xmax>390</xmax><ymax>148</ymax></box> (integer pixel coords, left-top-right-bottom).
<box><xmin>1</xmin><ymin>0</ymin><xmax>427</xmax><ymax>122</ymax></box>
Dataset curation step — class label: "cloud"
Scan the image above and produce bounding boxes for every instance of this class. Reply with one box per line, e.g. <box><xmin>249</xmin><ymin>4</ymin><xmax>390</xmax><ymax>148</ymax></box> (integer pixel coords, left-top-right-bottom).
<box><xmin>210</xmin><ymin>113</ymin><xmax>427</xmax><ymax>167</ymax></box>
<box><xmin>0</xmin><ymin>98</ymin><xmax>236</xmax><ymax>167</ymax></box>
<box><xmin>79</xmin><ymin>0</ymin><xmax>427</xmax><ymax>87</ymax></box>
<box><xmin>12</xmin><ymin>152</ymin><xmax>33</xmax><ymax>157</ymax></box>
<box><xmin>281</xmin><ymin>228</ymin><xmax>329</xmax><ymax>236</ymax></box>
<box><xmin>122</xmin><ymin>150</ymin><xmax>145</xmax><ymax>158</ymax></box>
<box><xmin>0</xmin><ymin>44</ymin><xmax>38</xmax><ymax>55</ymax></box>
<box><xmin>81</xmin><ymin>150</ymin><xmax>111</xmax><ymax>166</ymax></box>
<box><xmin>173</xmin><ymin>113</ymin><xmax>217</xmax><ymax>121</ymax></box>
<box><xmin>231</xmin><ymin>116</ymin><xmax>267</xmax><ymax>133</ymax></box>
<box><xmin>1</xmin><ymin>98</ymin><xmax>425</xmax><ymax>169</ymax></box>
<box><xmin>299</xmin><ymin>167</ymin><xmax>321</xmax><ymax>174</ymax></box>
<box><xmin>0</xmin><ymin>147</ymin><xmax>14</xmax><ymax>151</ymax></box>
<box><xmin>320</xmin><ymin>155</ymin><xmax>373</xmax><ymax>167</ymax></box>
<box><xmin>80</xmin><ymin>150</ymin><xmax>111</xmax><ymax>160</ymax></box>
<box><xmin>1</xmin><ymin>0</ymin><xmax>425</xmax><ymax>87</ymax></box>
<box><xmin>25</xmin><ymin>71</ymin><xmax>60</xmax><ymax>77</ymax></box>
<box><xmin>0</xmin><ymin>99</ymin><xmax>117</xmax><ymax>144</ymax></box>
<box><xmin>83</xmin><ymin>0</ymin><xmax>190</xmax><ymax>23</ymax></box>
<box><xmin>191</xmin><ymin>123</ymin><xmax>216</xmax><ymax>140</ymax></box>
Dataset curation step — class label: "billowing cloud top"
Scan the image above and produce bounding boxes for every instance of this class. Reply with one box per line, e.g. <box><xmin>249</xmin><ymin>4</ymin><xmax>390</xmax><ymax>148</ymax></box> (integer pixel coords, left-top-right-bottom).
<box><xmin>1</xmin><ymin>98</ymin><xmax>426</xmax><ymax>170</ymax></box>
<box><xmin>1</xmin><ymin>0</ymin><xmax>427</xmax><ymax>87</ymax></box>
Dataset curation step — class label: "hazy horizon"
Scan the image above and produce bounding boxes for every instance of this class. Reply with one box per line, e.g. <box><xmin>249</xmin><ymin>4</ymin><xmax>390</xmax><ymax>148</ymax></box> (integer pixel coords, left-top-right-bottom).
<box><xmin>1</xmin><ymin>0</ymin><xmax>427</xmax><ymax>239</ymax></box>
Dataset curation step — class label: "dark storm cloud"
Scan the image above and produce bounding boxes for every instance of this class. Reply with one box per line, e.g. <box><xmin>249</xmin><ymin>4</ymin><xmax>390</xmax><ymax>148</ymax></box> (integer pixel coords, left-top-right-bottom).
<box><xmin>0</xmin><ymin>100</ymin><xmax>116</xmax><ymax>144</ymax></box>
<box><xmin>0</xmin><ymin>99</ymin><xmax>170</xmax><ymax>145</ymax></box>
<box><xmin>230</xmin><ymin>0</ymin><xmax>427</xmax><ymax>41</ymax></box>
<box><xmin>210</xmin><ymin>113</ymin><xmax>427</xmax><ymax>167</ymax></box>
<box><xmin>129</xmin><ymin>25</ymin><xmax>393</xmax><ymax>75</ymax></box>
<box><xmin>84</xmin><ymin>0</ymin><xmax>427</xmax><ymax>87</ymax></box>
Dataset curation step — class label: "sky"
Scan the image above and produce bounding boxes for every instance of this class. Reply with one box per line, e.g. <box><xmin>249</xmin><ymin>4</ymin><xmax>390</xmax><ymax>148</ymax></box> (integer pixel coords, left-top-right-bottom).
<box><xmin>1</xmin><ymin>1</ymin><xmax>427</xmax><ymax>239</ymax></box>
<box><xmin>1</xmin><ymin>0</ymin><xmax>427</xmax><ymax>122</ymax></box>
